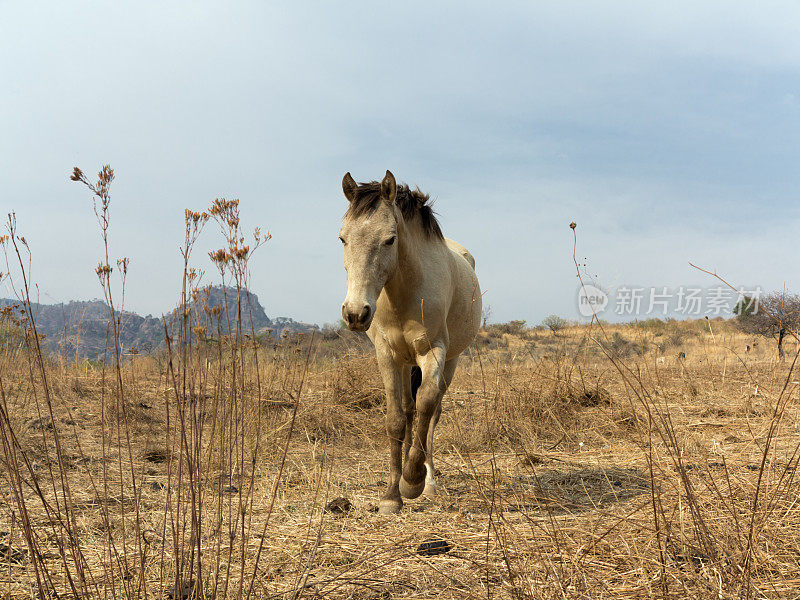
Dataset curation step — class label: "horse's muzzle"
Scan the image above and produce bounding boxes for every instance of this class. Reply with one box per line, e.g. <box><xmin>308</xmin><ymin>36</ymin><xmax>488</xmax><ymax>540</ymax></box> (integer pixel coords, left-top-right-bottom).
<box><xmin>342</xmin><ymin>302</ymin><xmax>372</xmax><ymax>331</ymax></box>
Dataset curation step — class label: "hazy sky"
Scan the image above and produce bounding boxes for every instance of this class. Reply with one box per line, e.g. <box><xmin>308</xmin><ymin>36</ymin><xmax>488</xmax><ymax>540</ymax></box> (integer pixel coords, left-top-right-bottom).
<box><xmin>2</xmin><ymin>2</ymin><xmax>800</xmax><ymax>324</ymax></box>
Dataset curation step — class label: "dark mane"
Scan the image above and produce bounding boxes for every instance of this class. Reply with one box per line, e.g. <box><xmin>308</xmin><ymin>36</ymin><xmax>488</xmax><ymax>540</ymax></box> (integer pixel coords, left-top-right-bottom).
<box><xmin>345</xmin><ymin>181</ymin><xmax>444</xmax><ymax>239</ymax></box>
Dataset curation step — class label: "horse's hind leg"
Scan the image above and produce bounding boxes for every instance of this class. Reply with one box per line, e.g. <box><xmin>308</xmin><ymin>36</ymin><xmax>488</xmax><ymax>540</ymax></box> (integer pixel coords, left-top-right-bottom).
<box><xmin>402</xmin><ymin>365</ymin><xmax>421</xmax><ymax>464</ymax></box>
<box><xmin>424</xmin><ymin>358</ymin><xmax>456</xmax><ymax>497</ymax></box>
<box><xmin>423</xmin><ymin>402</ymin><xmax>442</xmax><ymax>496</ymax></box>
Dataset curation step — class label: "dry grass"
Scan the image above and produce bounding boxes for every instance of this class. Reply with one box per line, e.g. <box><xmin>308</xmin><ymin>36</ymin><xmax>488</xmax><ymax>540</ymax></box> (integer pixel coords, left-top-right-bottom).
<box><xmin>2</xmin><ymin>320</ymin><xmax>800</xmax><ymax>599</ymax></box>
<box><xmin>1</xmin><ymin>168</ymin><xmax>800</xmax><ymax>598</ymax></box>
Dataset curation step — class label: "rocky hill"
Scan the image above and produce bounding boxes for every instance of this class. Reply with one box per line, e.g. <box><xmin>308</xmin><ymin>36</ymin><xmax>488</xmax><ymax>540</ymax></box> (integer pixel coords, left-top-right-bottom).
<box><xmin>0</xmin><ymin>286</ymin><xmax>317</xmax><ymax>360</ymax></box>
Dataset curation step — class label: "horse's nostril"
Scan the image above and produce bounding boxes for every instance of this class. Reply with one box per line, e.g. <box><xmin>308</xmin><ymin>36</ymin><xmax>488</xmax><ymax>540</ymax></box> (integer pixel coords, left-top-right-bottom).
<box><xmin>360</xmin><ymin>305</ymin><xmax>371</xmax><ymax>323</ymax></box>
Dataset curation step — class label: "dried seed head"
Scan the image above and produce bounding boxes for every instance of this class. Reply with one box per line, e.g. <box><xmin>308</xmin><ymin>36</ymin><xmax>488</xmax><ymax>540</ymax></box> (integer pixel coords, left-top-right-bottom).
<box><xmin>98</xmin><ymin>164</ymin><xmax>114</xmax><ymax>187</ymax></box>
<box><xmin>209</xmin><ymin>249</ymin><xmax>231</xmax><ymax>265</ymax></box>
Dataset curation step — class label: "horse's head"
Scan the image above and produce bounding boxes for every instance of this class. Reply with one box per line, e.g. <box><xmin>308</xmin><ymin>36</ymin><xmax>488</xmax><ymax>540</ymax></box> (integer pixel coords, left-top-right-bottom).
<box><xmin>339</xmin><ymin>170</ymin><xmax>399</xmax><ymax>331</ymax></box>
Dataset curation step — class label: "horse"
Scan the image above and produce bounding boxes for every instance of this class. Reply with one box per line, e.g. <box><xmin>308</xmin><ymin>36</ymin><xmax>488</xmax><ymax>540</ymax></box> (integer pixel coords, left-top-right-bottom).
<box><xmin>338</xmin><ymin>170</ymin><xmax>482</xmax><ymax>514</ymax></box>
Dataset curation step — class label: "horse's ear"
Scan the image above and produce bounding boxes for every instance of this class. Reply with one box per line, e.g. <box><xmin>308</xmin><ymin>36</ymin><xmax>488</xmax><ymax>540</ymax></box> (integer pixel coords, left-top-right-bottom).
<box><xmin>380</xmin><ymin>170</ymin><xmax>397</xmax><ymax>205</ymax></box>
<box><xmin>342</xmin><ymin>172</ymin><xmax>357</xmax><ymax>203</ymax></box>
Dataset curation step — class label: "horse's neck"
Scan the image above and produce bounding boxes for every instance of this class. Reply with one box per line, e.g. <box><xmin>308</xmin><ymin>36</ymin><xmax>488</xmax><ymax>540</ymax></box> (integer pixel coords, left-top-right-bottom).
<box><xmin>383</xmin><ymin>220</ymin><xmax>434</xmax><ymax>302</ymax></box>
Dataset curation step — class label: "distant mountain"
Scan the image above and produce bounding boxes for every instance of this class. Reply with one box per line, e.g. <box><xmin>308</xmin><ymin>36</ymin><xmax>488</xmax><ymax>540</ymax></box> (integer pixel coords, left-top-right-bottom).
<box><xmin>0</xmin><ymin>286</ymin><xmax>317</xmax><ymax>360</ymax></box>
<box><xmin>185</xmin><ymin>286</ymin><xmax>272</xmax><ymax>332</ymax></box>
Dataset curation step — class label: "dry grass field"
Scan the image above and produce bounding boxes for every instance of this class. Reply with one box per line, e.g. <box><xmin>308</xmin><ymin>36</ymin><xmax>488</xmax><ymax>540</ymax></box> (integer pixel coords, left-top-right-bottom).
<box><xmin>2</xmin><ymin>310</ymin><xmax>800</xmax><ymax>599</ymax></box>
<box><xmin>2</xmin><ymin>172</ymin><xmax>800</xmax><ymax>599</ymax></box>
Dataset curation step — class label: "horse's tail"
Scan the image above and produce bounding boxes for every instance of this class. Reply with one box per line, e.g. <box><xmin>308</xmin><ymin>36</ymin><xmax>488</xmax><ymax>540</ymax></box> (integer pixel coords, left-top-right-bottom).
<box><xmin>410</xmin><ymin>366</ymin><xmax>422</xmax><ymax>401</ymax></box>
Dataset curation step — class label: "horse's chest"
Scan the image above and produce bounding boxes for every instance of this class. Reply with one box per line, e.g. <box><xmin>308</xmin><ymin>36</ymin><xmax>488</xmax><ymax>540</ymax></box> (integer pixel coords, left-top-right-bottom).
<box><xmin>376</xmin><ymin>326</ymin><xmax>427</xmax><ymax>364</ymax></box>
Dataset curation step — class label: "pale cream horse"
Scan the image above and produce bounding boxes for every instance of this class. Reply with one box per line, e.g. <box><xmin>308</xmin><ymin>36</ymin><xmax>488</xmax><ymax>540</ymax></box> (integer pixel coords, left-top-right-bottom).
<box><xmin>339</xmin><ymin>170</ymin><xmax>481</xmax><ymax>514</ymax></box>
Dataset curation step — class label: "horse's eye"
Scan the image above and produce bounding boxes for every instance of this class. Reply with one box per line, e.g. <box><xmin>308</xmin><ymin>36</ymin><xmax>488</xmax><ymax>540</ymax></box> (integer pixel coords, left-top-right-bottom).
<box><xmin>385</xmin><ymin>236</ymin><xmax>396</xmax><ymax>246</ymax></box>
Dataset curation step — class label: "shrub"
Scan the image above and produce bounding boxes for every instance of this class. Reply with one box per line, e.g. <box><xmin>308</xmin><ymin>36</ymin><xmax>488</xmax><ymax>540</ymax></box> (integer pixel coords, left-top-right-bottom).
<box><xmin>488</xmin><ymin>320</ymin><xmax>527</xmax><ymax>336</ymax></box>
<box><xmin>320</xmin><ymin>321</ymin><xmax>345</xmax><ymax>341</ymax></box>
<box><xmin>542</xmin><ymin>314</ymin><xmax>568</xmax><ymax>333</ymax></box>
<box><xmin>609</xmin><ymin>332</ymin><xmax>647</xmax><ymax>357</ymax></box>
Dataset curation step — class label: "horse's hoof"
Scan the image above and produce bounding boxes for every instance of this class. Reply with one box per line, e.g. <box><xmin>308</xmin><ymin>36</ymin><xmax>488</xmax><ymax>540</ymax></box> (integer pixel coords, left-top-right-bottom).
<box><xmin>378</xmin><ymin>499</ymin><xmax>402</xmax><ymax>515</ymax></box>
<box><xmin>423</xmin><ymin>464</ymin><xmax>437</xmax><ymax>497</ymax></box>
<box><xmin>423</xmin><ymin>480</ymin><xmax>437</xmax><ymax>497</ymax></box>
<box><xmin>399</xmin><ymin>477</ymin><xmax>425</xmax><ymax>499</ymax></box>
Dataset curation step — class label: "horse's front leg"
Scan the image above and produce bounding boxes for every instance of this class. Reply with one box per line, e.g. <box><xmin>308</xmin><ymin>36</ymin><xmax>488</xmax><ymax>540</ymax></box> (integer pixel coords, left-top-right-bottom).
<box><xmin>399</xmin><ymin>345</ymin><xmax>448</xmax><ymax>500</ymax></box>
<box><xmin>375</xmin><ymin>348</ymin><xmax>405</xmax><ymax>515</ymax></box>
<box><xmin>423</xmin><ymin>358</ymin><xmax>457</xmax><ymax>497</ymax></box>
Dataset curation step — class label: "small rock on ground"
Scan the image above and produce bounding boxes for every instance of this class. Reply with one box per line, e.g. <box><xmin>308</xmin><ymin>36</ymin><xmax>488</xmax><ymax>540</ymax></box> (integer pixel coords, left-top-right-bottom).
<box><xmin>417</xmin><ymin>537</ymin><xmax>453</xmax><ymax>556</ymax></box>
<box><xmin>324</xmin><ymin>497</ymin><xmax>353</xmax><ymax>515</ymax></box>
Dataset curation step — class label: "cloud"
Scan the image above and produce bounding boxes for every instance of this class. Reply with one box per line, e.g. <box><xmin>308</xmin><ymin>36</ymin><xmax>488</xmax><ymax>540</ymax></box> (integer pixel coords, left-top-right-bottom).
<box><xmin>1</xmin><ymin>1</ymin><xmax>799</xmax><ymax>324</ymax></box>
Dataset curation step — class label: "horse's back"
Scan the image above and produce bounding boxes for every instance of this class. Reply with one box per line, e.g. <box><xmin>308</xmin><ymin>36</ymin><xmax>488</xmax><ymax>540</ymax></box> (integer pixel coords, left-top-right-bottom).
<box><xmin>442</xmin><ymin>238</ymin><xmax>481</xmax><ymax>358</ymax></box>
<box><xmin>445</xmin><ymin>238</ymin><xmax>476</xmax><ymax>270</ymax></box>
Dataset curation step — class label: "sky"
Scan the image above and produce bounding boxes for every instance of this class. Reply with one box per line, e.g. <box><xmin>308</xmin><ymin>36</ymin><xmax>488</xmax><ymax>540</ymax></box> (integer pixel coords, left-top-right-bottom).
<box><xmin>1</xmin><ymin>1</ymin><xmax>800</xmax><ymax>325</ymax></box>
